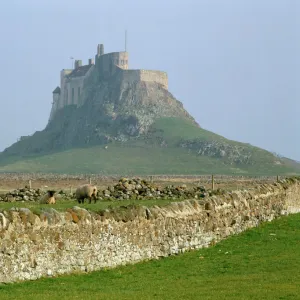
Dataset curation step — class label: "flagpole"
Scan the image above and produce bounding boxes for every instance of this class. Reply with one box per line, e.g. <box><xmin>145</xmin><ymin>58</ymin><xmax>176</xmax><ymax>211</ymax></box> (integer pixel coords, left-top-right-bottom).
<box><xmin>70</xmin><ymin>56</ymin><xmax>74</xmax><ymax>69</ymax></box>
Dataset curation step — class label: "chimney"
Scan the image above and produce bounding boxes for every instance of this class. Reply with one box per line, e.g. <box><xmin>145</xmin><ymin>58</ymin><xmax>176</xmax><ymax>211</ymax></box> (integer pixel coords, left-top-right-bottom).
<box><xmin>100</xmin><ymin>44</ymin><xmax>104</xmax><ymax>56</ymax></box>
<box><xmin>88</xmin><ymin>58</ymin><xmax>94</xmax><ymax>65</ymax></box>
<box><xmin>74</xmin><ymin>60</ymin><xmax>82</xmax><ymax>69</ymax></box>
<box><xmin>97</xmin><ymin>44</ymin><xmax>104</xmax><ymax>56</ymax></box>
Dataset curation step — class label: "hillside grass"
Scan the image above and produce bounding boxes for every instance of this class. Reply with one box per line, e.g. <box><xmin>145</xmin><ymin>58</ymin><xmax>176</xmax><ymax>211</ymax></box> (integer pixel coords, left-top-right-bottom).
<box><xmin>1</xmin><ymin>213</ymin><xmax>300</xmax><ymax>299</ymax></box>
<box><xmin>0</xmin><ymin>145</ymin><xmax>236</xmax><ymax>174</ymax></box>
<box><xmin>151</xmin><ymin>117</ymin><xmax>226</xmax><ymax>142</ymax></box>
<box><xmin>151</xmin><ymin>118</ymin><xmax>291</xmax><ymax>167</ymax></box>
<box><xmin>0</xmin><ymin>143</ymin><xmax>296</xmax><ymax>176</ymax></box>
<box><xmin>0</xmin><ymin>117</ymin><xmax>298</xmax><ymax>176</ymax></box>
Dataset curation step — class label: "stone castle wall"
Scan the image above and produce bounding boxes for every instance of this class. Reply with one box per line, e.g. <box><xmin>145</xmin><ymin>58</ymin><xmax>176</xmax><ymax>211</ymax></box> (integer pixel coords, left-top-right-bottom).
<box><xmin>48</xmin><ymin>43</ymin><xmax>169</xmax><ymax>123</ymax></box>
<box><xmin>59</xmin><ymin>69</ymin><xmax>72</xmax><ymax>109</ymax></box>
<box><xmin>61</xmin><ymin>66</ymin><xmax>94</xmax><ymax>108</ymax></box>
<box><xmin>0</xmin><ymin>178</ymin><xmax>300</xmax><ymax>283</ymax></box>
<box><xmin>119</xmin><ymin>69</ymin><xmax>168</xmax><ymax>90</ymax></box>
<box><xmin>97</xmin><ymin>52</ymin><xmax>129</xmax><ymax>78</ymax></box>
<box><xmin>139</xmin><ymin>70</ymin><xmax>168</xmax><ymax>90</ymax></box>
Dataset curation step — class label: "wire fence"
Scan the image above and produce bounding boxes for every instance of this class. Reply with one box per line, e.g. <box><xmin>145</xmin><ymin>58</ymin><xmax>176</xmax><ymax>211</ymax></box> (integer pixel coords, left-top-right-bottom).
<box><xmin>0</xmin><ymin>173</ymin><xmax>290</xmax><ymax>181</ymax></box>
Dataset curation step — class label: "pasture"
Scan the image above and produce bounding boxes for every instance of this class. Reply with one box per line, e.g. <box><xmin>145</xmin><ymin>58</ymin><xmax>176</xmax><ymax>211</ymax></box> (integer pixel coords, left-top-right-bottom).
<box><xmin>0</xmin><ymin>198</ymin><xmax>180</xmax><ymax>213</ymax></box>
<box><xmin>0</xmin><ymin>174</ymin><xmax>283</xmax><ymax>212</ymax></box>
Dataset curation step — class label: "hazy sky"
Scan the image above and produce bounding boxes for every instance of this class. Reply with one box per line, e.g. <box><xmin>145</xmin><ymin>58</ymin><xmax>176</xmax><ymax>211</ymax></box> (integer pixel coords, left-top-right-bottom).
<box><xmin>0</xmin><ymin>0</ymin><xmax>299</xmax><ymax>160</ymax></box>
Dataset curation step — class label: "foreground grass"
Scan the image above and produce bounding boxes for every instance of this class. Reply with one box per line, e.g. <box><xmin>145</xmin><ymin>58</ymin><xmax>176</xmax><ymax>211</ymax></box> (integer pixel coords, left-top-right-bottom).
<box><xmin>1</xmin><ymin>213</ymin><xmax>300</xmax><ymax>299</ymax></box>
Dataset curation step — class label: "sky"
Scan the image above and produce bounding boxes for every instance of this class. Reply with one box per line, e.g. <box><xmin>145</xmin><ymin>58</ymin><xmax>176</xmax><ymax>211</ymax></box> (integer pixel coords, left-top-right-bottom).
<box><xmin>0</xmin><ymin>0</ymin><xmax>299</xmax><ymax>160</ymax></box>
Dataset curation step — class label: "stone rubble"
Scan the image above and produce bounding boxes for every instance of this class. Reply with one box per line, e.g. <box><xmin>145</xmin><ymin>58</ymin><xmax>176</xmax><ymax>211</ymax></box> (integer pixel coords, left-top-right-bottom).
<box><xmin>99</xmin><ymin>177</ymin><xmax>213</xmax><ymax>201</ymax></box>
<box><xmin>0</xmin><ymin>177</ymin><xmax>225</xmax><ymax>202</ymax></box>
<box><xmin>0</xmin><ymin>187</ymin><xmax>72</xmax><ymax>203</ymax></box>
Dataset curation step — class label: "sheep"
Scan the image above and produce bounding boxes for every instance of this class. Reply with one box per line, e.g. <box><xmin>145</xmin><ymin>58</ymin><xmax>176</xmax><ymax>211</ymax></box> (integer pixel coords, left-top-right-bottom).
<box><xmin>75</xmin><ymin>184</ymin><xmax>98</xmax><ymax>204</ymax></box>
<box><xmin>39</xmin><ymin>190</ymin><xmax>56</xmax><ymax>204</ymax></box>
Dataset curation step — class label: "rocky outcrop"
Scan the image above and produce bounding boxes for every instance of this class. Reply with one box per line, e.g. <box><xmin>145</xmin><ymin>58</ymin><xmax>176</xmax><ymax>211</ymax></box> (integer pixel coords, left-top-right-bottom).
<box><xmin>1</xmin><ymin>76</ymin><xmax>198</xmax><ymax>156</ymax></box>
<box><xmin>0</xmin><ymin>67</ymin><xmax>298</xmax><ymax>174</ymax></box>
<box><xmin>179</xmin><ymin>139</ymin><xmax>254</xmax><ymax>164</ymax></box>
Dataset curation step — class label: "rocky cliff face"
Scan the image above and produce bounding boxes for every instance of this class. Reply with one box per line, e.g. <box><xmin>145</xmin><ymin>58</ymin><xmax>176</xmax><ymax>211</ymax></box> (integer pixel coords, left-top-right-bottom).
<box><xmin>1</xmin><ymin>69</ymin><xmax>299</xmax><ymax>175</ymax></box>
<box><xmin>2</xmin><ymin>73</ymin><xmax>198</xmax><ymax>156</ymax></box>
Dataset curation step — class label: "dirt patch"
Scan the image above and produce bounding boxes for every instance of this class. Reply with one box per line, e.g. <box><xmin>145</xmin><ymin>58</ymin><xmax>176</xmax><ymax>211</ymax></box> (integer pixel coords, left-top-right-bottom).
<box><xmin>0</xmin><ymin>174</ymin><xmax>281</xmax><ymax>193</ymax></box>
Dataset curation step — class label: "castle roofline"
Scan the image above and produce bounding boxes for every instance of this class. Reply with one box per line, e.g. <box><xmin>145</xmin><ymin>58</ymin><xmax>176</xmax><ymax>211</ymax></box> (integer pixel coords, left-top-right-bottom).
<box><xmin>100</xmin><ymin>51</ymin><xmax>128</xmax><ymax>56</ymax></box>
<box><xmin>67</xmin><ymin>65</ymin><xmax>93</xmax><ymax>78</ymax></box>
<box><xmin>52</xmin><ymin>86</ymin><xmax>61</xmax><ymax>94</ymax></box>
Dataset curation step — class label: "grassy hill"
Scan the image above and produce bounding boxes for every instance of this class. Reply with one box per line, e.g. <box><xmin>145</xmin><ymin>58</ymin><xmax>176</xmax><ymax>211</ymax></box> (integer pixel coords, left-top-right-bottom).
<box><xmin>0</xmin><ymin>117</ymin><xmax>299</xmax><ymax>175</ymax></box>
<box><xmin>1</xmin><ymin>56</ymin><xmax>298</xmax><ymax>176</ymax></box>
<box><xmin>2</xmin><ymin>212</ymin><xmax>300</xmax><ymax>299</ymax></box>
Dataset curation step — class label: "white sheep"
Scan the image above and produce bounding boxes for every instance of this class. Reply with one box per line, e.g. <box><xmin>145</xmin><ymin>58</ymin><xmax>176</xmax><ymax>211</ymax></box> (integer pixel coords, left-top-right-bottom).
<box><xmin>39</xmin><ymin>190</ymin><xmax>56</xmax><ymax>204</ymax></box>
<box><xmin>75</xmin><ymin>184</ymin><xmax>98</xmax><ymax>204</ymax></box>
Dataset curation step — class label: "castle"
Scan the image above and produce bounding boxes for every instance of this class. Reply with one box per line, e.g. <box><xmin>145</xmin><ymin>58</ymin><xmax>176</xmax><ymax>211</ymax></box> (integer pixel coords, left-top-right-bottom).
<box><xmin>49</xmin><ymin>43</ymin><xmax>169</xmax><ymax>122</ymax></box>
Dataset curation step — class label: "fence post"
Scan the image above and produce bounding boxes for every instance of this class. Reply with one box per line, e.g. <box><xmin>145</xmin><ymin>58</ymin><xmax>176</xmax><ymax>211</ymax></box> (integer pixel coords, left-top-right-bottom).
<box><xmin>211</xmin><ymin>174</ymin><xmax>214</xmax><ymax>190</ymax></box>
<box><xmin>89</xmin><ymin>178</ymin><xmax>92</xmax><ymax>185</ymax></box>
<box><xmin>29</xmin><ymin>180</ymin><xmax>32</xmax><ymax>189</ymax></box>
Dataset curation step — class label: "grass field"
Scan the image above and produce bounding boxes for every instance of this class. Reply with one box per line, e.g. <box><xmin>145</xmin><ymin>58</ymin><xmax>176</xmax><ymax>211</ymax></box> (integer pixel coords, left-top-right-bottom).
<box><xmin>1</xmin><ymin>212</ymin><xmax>300</xmax><ymax>299</ymax></box>
<box><xmin>0</xmin><ymin>198</ymin><xmax>181</xmax><ymax>213</ymax></box>
<box><xmin>0</xmin><ymin>146</ymin><xmax>239</xmax><ymax>174</ymax></box>
<box><xmin>0</xmin><ymin>144</ymin><xmax>297</xmax><ymax>176</ymax></box>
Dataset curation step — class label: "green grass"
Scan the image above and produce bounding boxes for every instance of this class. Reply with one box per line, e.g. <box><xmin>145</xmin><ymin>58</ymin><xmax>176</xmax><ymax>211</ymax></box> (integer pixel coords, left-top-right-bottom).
<box><xmin>0</xmin><ymin>145</ymin><xmax>236</xmax><ymax>174</ymax></box>
<box><xmin>0</xmin><ymin>198</ymin><xmax>180</xmax><ymax>214</ymax></box>
<box><xmin>0</xmin><ymin>143</ymin><xmax>297</xmax><ymax>176</ymax></box>
<box><xmin>2</xmin><ymin>213</ymin><xmax>300</xmax><ymax>299</ymax></box>
<box><xmin>151</xmin><ymin>117</ymin><xmax>226</xmax><ymax>141</ymax></box>
<box><xmin>0</xmin><ymin>117</ymin><xmax>299</xmax><ymax>176</ymax></box>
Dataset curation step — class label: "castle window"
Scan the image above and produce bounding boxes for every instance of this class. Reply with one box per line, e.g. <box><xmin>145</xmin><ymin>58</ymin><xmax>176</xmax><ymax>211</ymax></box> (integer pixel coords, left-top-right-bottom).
<box><xmin>71</xmin><ymin>88</ymin><xmax>75</xmax><ymax>104</ymax></box>
<box><xmin>65</xmin><ymin>89</ymin><xmax>68</xmax><ymax>105</ymax></box>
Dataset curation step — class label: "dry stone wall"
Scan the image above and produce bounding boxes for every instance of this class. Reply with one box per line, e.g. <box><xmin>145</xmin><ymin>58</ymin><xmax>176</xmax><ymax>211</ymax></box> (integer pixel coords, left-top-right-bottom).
<box><xmin>0</xmin><ymin>178</ymin><xmax>300</xmax><ymax>283</ymax></box>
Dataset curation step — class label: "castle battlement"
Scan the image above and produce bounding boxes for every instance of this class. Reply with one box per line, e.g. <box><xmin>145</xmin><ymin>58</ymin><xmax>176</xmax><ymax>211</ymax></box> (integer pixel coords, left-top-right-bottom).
<box><xmin>48</xmin><ymin>43</ymin><xmax>168</xmax><ymax>123</ymax></box>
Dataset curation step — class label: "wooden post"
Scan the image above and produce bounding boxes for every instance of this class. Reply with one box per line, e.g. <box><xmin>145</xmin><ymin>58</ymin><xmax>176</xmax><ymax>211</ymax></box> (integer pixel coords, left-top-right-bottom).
<box><xmin>70</xmin><ymin>186</ymin><xmax>73</xmax><ymax>194</ymax></box>
<box><xmin>29</xmin><ymin>180</ymin><xmax>32</xmax><ymax>189</ymax></box>
<box><xmin>211</xmin><ymin>174</ymin><xmax>214</xmax><ymax>190</ymax></box>
<box><xmin>89</xmin><ymin>178</ymin><xmax>92</xmax><ymax>185</ymax></box>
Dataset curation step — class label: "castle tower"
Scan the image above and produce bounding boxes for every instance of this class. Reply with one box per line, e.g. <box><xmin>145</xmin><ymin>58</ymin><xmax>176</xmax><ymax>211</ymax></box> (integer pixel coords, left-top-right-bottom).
<box><xmin>97</xmin><ymin>44</ymin><xmax>104</xmax><ymax>56</ymax></box>
<box><xmin>74</xmin><ymin>60</ymin><xmax>82</xmax><ymax>69</ymax></box>
<box><xmin>49</xmin><ymin>86</ymin><xmax>61</xmax><ymax>123</ymax></box>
